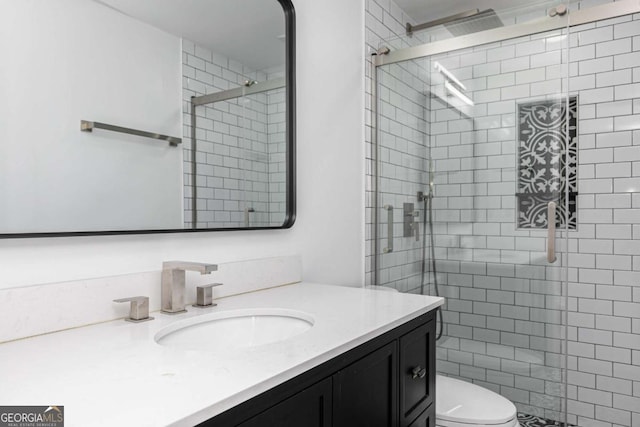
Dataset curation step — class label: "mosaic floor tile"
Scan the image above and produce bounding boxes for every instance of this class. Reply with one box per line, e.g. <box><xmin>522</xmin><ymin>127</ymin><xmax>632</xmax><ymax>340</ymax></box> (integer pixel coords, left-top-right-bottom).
<box><xmin>518</xmin><ymin>412</ymin><xmax>576</xmax><ymax>427</ymax></box>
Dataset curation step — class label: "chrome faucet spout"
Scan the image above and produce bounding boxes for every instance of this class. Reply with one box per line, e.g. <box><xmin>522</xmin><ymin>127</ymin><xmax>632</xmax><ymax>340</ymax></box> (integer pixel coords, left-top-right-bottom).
<box><xmin>162</xmin><ymin>261</ymin><xmax>217</xmax><ymax>274</ymax></box>
<box><xmin>161</xmin><ymin>261</ymin><xmax>218</xmax><ymax>314</ymax></box>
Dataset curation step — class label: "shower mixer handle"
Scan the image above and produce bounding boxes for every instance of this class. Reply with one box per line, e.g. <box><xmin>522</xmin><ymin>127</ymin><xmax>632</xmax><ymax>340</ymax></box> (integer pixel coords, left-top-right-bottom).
<box><xmin>403</xmin><ymin>202</ymin><xmax>420</xmax><ymax>240</ymax></box>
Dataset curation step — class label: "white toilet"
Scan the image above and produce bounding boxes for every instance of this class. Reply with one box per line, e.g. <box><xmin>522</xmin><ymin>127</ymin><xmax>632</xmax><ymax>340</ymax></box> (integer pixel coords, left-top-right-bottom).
<box><xmin>436</xmin><ymin>375</ymin><xmax>521</xmax><ymax>427</ymax></box>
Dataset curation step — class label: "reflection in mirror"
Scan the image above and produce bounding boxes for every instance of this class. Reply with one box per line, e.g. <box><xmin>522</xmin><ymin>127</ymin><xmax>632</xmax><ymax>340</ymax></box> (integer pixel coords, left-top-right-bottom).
<box><xmin>0</xmin><ymin>0</ymin><xmax>294</xmax><ymax>236</ymax></box>
<box><xmin>185</xmin><ymin>59</ymin><xmax>287</xmax><ymax>229</ymax></box>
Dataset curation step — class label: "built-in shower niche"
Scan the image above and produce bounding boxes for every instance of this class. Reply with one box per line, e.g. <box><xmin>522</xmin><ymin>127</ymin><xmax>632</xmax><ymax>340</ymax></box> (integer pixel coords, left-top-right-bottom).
<box><xmin>516</xmin><ymin>97</ymin><xmax>577</xmax><ymax>230</ymax></box>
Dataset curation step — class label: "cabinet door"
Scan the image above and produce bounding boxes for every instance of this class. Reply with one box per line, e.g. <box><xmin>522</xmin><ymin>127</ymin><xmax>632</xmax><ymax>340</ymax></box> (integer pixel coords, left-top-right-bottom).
<box><xmin>407</xmin><ymin>406</ymin><xmax>435</xmax><ymax>427</ymax></box>
<box><xmin>238</xmin><ymin>377</ymin><xmax>332</xmax><ymax>427</ymax></box>
<box><xmin>399</xmin><ymin>321</ymin><xmax>435</xmax><ymax>427</ymax></box>
<box><xmin>332</xmin><ymin>341</ymin><xmax>398</xmax><ymax>427</ymax></box>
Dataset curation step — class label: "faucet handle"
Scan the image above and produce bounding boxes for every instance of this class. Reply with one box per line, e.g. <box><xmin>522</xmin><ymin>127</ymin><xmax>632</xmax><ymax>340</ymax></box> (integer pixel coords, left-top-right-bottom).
<box><xmin>114</xmin><ymin>296</ymin><xmax>154</xmax><ymax>323</ymax></box>
<box><xmin>193</xmin><ymin>283</ymin><xmax>223</xmax><ymax>308</ymax></box>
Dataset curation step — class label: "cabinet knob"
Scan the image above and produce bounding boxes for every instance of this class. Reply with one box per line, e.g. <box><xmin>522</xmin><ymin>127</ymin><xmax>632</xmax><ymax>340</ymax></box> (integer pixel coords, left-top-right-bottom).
<box><xmin>411</xmin><ymin>366</ymin><xmax>427</xmax><ymax>379</ymax></box>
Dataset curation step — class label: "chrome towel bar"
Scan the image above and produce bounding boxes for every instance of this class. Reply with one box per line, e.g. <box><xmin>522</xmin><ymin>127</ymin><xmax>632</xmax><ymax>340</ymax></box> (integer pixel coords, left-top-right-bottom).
<box><xmin>80</xmin><ymin>120</ymin><xmax>182</xmax><ymax>146</ymax></box>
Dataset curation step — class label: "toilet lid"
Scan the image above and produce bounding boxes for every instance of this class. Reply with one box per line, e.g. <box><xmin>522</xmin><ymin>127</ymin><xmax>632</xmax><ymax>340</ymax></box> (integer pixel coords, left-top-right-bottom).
<box><xmin>436</xmin><ymin>375</ymin><xmax>517</xmax><ymax>425</ymax></box>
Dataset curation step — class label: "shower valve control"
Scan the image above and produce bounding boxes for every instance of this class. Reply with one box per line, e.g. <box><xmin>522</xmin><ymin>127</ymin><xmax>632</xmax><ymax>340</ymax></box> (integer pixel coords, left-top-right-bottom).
<box><xmin>403</xmin><ymin>203</ymin><xmax>420</xmax><ymax>241</ymax></box>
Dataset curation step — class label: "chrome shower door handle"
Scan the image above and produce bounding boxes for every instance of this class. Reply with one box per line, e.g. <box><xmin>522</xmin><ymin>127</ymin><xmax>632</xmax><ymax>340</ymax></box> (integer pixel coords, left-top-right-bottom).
<box><xmin>383</xmin><ymin>205</ymin><xmax>394</xmax><ymax>253</ymax></box>
<box><xmin>547</xmin><ymin>201</ymin><xmax>557</xmax><ymax>263</ymax></box>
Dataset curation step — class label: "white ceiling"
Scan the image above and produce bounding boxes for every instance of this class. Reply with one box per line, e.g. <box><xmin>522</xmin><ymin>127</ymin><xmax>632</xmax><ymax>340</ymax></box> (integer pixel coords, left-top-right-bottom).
<box><xmin>97</xmin><ymin>0</ymin><xmax>558</xmax><ymax>71</ymax></box>
<box><xmin>97</xmin><ymin>0</ymin><xmax>285</xmax><ymax>72</ymax></box>
<box><xmin>394</xmin><ymin>0</ymin><xmax>548</xmax><ymax>24</ymax></box>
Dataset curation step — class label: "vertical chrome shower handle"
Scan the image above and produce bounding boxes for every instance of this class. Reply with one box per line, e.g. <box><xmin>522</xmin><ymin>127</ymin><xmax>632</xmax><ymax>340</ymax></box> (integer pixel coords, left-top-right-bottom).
<box><xmin>383</xmin><ymin>205</ymin><xmax>394</xmax><ymax>253</ymax></box>
<box><xmin>547</xmin><ymin>202</ymin><xmax>557</xmax><ymax>263</ymax></box>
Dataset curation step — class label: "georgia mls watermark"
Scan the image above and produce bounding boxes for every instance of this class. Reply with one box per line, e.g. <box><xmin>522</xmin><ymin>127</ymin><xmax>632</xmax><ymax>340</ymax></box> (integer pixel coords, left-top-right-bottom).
<box><xmin>0</xmin><ymin>406</ymin><xmax>64</xmax><ymax>427</ymax></box>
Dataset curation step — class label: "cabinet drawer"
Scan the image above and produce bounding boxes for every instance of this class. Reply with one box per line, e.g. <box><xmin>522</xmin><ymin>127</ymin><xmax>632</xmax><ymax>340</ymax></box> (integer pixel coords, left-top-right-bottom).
<box><xmin>399</xmin><ymin>321</ymin><xmax>435</xmax><ymax>427</ymax></box>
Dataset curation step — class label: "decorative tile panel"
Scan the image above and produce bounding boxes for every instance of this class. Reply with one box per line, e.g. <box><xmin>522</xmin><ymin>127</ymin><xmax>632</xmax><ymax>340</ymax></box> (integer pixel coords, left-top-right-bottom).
<box><xmin>517</xmin><ymin>97</ymin><xmax>577</xmax><ymax>229</ymax></box>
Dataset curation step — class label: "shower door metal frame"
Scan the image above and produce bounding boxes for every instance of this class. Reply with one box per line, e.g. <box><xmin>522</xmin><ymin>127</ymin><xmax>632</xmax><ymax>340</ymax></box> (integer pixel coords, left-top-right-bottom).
<box><xmin>371</xmin><ymin>52</ymin><xmax>381</xmax><ymax>287</ymax></box>
<box><xmin>374</xmin><ymin>0</ymin><xmax>640</xmax><ymax>67</ymax></box>
<box><xmin>191</xmin><ymin>78</ymin><xmax>286</xmax><ymax>107</ymax></box>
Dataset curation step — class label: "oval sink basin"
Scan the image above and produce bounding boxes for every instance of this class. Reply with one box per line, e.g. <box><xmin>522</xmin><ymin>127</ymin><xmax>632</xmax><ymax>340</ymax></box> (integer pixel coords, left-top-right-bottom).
<box><xmin>155</xmin><ymin>308</ymin><xmax>314</xmax><ymax>352</ymax></box>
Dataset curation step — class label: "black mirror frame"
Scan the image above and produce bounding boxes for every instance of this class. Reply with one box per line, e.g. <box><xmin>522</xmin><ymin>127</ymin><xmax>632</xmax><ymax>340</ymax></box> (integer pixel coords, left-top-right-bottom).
<box><xmin>1</xmin><ymin>0</ymin><xmax>295</xmax><ymax>239</ymax></box>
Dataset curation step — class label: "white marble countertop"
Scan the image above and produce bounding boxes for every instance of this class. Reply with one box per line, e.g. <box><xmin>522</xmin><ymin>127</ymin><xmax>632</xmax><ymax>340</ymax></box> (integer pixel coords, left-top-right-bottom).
<box><xmin>0</xmin><ymin>283</ymin><xmax>443</xmax><ymax>426</ymax></box>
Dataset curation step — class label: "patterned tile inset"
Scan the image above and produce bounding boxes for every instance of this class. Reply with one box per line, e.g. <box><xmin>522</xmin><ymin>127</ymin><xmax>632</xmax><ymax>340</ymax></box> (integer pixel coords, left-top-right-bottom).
<box><xmin>517</xmin><ymin>97</ymin><xmax>577</xmax><ymax>229</ymax></box>
<box><xmin>518</xmin><ymin>412</ymin><xmax>576</xmax><ymax>427</ymax></box>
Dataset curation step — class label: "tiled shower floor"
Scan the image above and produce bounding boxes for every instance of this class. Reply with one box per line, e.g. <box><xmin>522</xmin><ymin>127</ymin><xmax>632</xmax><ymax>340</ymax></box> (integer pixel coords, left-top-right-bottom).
<box><xmin>518</xmin><ymin>413</ymin><xmax>576</xmax><ymax>427</ymax></box>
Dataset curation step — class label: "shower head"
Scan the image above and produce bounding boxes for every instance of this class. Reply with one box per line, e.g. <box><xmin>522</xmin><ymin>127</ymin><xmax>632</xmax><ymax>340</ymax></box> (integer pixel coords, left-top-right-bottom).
<box><xmin>444</xmin><ymin>9</ymin><xmax>503</xmax><ymax>37</ymax></box>
<box><xmin>406</xmin><ymin>8</ymin><xmax>503</xmax><ymax>37</ymax></box>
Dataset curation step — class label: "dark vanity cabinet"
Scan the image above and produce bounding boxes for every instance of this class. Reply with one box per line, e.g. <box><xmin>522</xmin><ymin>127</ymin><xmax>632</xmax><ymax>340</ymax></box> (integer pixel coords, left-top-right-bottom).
<box><xmin>400</xmin><ymin>322</ymin><xmax>436</xmax><ymax>427</ymax></box>
<box><xmin>333</xmin><ymin>342</ymin><xmax>398</xmax><ymax>427</ymax></box>
<box><xmin>201</xmin><ymin>311</ymin><xmax>436</xmax><ymax>427</ymax></box>
<box><xmin>238</xmin><ymin>378</ymin><xmax>333</xmax><ymax>427</ymax></box>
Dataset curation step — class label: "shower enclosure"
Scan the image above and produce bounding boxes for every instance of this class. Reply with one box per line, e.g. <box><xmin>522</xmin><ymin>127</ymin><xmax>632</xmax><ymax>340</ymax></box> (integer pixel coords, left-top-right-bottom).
<box><xmin>187</xmin><ymin>78</ymin><xmax>287</xmax><ymax>229</ymax></box>
<box><xmin>369</xmin><ymin>1</ymin><xmax>640</xmax><ymax>425</ymax></box>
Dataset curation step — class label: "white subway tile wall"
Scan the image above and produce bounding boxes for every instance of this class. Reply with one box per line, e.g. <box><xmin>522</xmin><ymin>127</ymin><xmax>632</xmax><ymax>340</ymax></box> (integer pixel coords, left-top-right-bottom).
<box><xmin>366</xmin><ymin>1</ymin><xmax>640</xmax><ymax>426</ymax></box>
<box><xmin>182</xmin><ymin>40</ymin><xmax>286</xmax><ymax>228</ymax></box>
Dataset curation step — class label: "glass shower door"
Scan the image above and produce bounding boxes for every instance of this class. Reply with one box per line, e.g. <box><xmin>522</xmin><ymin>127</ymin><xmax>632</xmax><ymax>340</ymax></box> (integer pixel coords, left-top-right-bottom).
<box><xmin>373</xmin><ymin>7</ymin><xmax>571</xmax><ymax>424</ymax></box>
<box><xmin>374</xmin><ymin>59</ymin><xmax>432</xmax><ymax>294</ymax></box>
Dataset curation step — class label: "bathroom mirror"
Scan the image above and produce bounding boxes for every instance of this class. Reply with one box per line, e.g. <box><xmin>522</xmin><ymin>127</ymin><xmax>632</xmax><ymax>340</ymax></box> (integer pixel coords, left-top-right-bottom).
<box><xmin>0</xmin><ymin>0</ymin><xmax>295</xmax><ymax>237</ymax></box>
